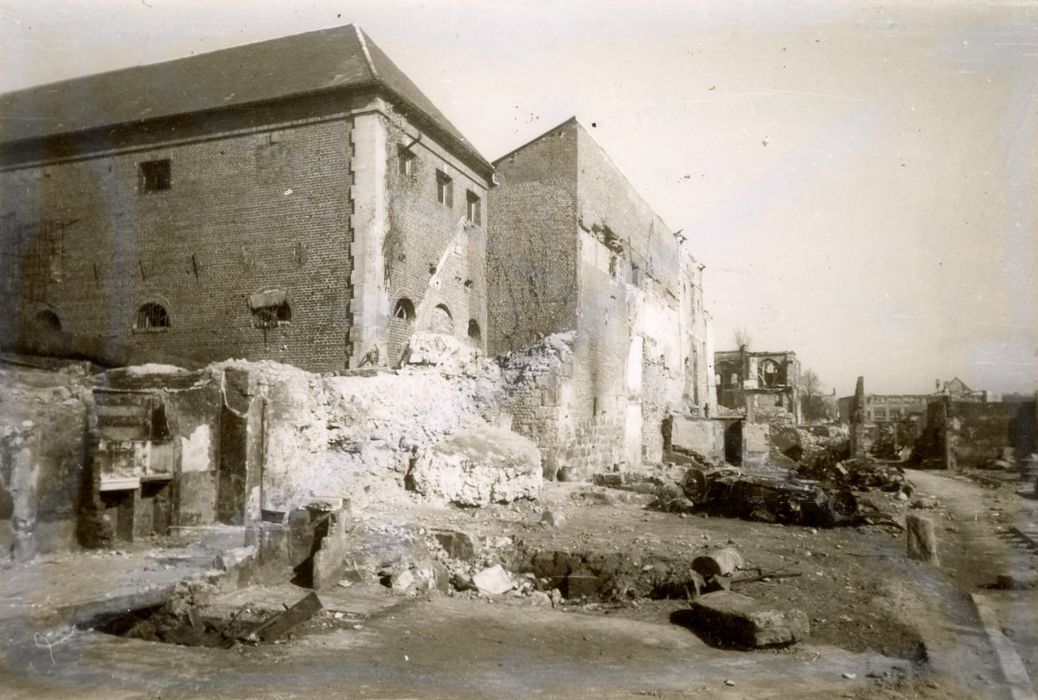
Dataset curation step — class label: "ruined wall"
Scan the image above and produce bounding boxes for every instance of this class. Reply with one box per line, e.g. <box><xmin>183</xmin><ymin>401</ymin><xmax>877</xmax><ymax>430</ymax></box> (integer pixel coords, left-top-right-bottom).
<box><xmin>94</xmin><ymin>367</ymin><xmax>225</xmax><ymax>532</ymax></box>
<box><xmin>486</xmin><ymin>121</ymin><xmax>579</xmax><ymax>355</ymax></box>
<box><xmin>383</xmin><ymin>107</ymin><xmax>490</xmax><ymax>365</ymax></box>
<box><xmin>921</xmin><ymin>398</ymin><xmax>1037</xmax><ymax>469</ymax></box>
<box><xmin>0</xmin><ymin>94</ymin><xmax>355</xmax><ymax>372</ymax></box>
<box><xmin>0</xmin><ymin>378</ymin><xmax>89</xmax><ymax>559</ymax></box>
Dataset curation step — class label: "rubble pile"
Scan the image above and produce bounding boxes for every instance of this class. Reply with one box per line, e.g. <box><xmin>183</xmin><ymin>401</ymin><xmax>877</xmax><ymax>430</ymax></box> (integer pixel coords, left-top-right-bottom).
<box><xmin>796</xmin><ymin>456</ymin><xmax>910</xmax><ymax>495</ymax></box>
<box><xmin>407</xmin><ymin>426</ymin><xmax>542</xmax><ymax>506</ymax></box>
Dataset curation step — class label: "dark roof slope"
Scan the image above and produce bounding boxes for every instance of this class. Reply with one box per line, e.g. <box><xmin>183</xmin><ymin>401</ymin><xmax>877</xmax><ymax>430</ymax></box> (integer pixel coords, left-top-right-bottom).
<box><xmin>0</xmin><ymin>24</ymin><xmax>489</xmax><ymax>170</ymax></box>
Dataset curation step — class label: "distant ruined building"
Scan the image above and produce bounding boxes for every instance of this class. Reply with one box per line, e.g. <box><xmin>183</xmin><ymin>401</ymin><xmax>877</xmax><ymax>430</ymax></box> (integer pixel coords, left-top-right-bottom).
<box><xmin>713</xmin><ymin>349</ymin><xmax>801</xmax><ymax>424</ymax></box>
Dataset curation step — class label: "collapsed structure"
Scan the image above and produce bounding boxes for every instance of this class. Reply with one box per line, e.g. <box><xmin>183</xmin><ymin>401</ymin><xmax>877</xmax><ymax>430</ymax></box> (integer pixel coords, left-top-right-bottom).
<box><xmin>0</xmin><ymin>25</ymin><xmax>718</xmax><ymax>555</ymax></box>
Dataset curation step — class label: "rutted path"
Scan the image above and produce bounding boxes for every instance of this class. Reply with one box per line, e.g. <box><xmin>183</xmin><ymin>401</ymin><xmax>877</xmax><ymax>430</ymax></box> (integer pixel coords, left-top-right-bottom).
<box><xmin>906</xmin><ymin>468</ymin><xmax>1038</xmax><ymax>699</ymax></box>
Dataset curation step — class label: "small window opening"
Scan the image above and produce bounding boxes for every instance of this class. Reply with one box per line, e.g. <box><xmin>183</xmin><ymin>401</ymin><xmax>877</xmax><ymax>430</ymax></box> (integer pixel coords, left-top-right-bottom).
<box><xmin>252</xmin><ymin>303</ymin><xmax>291</xmax><ymax>329</ymax></box>
<box><xmin>393</xmin><ymin>298</ymin><xmax>416</xmax><ymax>321</ymax></box>
<box><xmin>436</xmin><ymin>170</ymin><xmax>453</xmax><ymax>207</ymax></box>
<box><xmin>34</xmin><ymin>309</ymin><xmax>61</xmax><ymax>332</ymax></box>
<box><xmin>467</xmin><ymin>319</ymin><xmax>481</xmax><ymax>344</ymax></box>
<box><xmin>138</xmin><ymin>159</ymin><xmax>171</xmax><ymax>192</ymax></box>
<box><xmin>135</xmin><ymin>303</ymin><xmax>170</xmax><ymax>331</ymax></box>
<box><xmin>466</xmin><ymin>191</ymin><xmax>481</xmax><ymax>224</ymax></box>
<box><xmin>399</xmin><ymin>147</ymin><xmax>416</xmax><ymax>179</ymax></box>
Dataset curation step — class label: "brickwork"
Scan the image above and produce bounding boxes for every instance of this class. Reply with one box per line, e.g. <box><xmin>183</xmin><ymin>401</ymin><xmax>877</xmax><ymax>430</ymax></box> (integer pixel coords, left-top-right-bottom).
<box><xmin>384</xmin><ymin>107</ymin><xmax>489</xmax><ymax>365</ymax></box>
<box><xmin>1</xmin><ymin>96</ymin><xmax>356</xmax><ymax>372</ymax></box>
<box><xmin>487</xmin><ymin>123</ymin><xmax>579</xmax><ymax>356</ymax></box>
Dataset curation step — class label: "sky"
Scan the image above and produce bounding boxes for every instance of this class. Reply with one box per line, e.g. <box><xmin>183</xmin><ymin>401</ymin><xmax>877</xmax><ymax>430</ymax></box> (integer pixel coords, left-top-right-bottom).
<box><xmin>1</xmin><ymin>0</ymin><xmax>1036</xmax><ymax>397</ymax></box>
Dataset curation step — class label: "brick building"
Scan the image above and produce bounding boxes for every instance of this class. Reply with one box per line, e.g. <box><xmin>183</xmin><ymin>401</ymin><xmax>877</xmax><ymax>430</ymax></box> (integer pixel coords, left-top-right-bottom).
<box><xmin>714</xmin><ymin>349</ymin><xmax>801</xmax><ymax>423</ymax></box>
<box><xmin>0</xmin><ymin>25</ymin><xmax>493</xmax><ymax>372</ymax></box>
<box><xmin>488</xmin><ymin>118</ymin><xmax>715</xmax><ymax>476</ymax></box>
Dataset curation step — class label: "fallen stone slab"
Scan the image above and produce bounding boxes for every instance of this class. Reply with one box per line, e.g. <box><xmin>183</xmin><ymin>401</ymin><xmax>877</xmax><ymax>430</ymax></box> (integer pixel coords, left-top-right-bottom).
<box><xmin>408</xmin><ymin>426</ymin><xmax>542</xmax><ymax>506</ymax></box>
<box><xmin>690</xmin><ymin>591</ymin><xmax>809</xmax><ymax>648</ymax></box>
<box><xmin>472</xmin><ymin>564</ymin><xmax>513</xmax><ymax>595</ymax></box>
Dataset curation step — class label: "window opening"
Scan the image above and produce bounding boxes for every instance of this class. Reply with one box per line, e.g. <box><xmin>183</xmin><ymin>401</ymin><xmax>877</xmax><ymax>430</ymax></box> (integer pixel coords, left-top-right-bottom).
<box><xmin>139</xmin><ymin>159</ymin><xmax>171</xmax><ymax>192</ymax></box>
<box><xmin>135</xmin><ymin>303</ymin><xmax>170</xmax><ymax>331</ymax></box>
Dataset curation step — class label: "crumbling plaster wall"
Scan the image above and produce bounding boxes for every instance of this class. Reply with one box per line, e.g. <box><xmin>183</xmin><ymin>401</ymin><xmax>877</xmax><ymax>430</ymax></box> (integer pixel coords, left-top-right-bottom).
<box><xmin>0</xmin><ymin>377</ymin><xmax>89</xmax><ymax>559</ymax></box>
<box><xmin>0</xmin><ymin>93</ymin><xmax>356</xmax><ymax>371</ymax></box>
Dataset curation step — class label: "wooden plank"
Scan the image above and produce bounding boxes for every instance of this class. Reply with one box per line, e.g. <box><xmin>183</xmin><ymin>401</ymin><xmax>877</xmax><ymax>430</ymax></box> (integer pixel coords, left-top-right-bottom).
<box><xmin>253</xmin><ymin>591</ymin><xmax>322</xmax><ymax>642</ymax></box>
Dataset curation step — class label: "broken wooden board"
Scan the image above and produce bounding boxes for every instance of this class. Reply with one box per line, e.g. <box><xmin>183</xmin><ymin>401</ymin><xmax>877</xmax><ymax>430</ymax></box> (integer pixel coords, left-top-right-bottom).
<box><xmin>251</xmin><ymin>591</ymin><xmax>322</xmax><ymax>642</ymax></box>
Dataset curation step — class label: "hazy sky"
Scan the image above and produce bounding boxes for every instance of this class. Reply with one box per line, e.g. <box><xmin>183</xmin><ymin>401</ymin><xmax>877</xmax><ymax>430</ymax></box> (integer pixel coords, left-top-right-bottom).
<box><xmin>2</xmin><ymin>0</ymin><xmax>1036</xmax><ymax>396</ymax></box>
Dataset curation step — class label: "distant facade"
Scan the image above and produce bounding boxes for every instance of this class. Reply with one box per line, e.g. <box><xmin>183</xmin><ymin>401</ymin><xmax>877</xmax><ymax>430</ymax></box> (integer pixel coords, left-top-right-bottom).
<box><xmin>487</xmin><ymin>118</ymin><xmax>716</xmax><ymax>475</ymax></box>
<box><xmin>0</xmin><ymin>25</ymin><xmax>493</xmax><ymax>372</ymax></box>
<box><xmin>837</xmin><ymin>394</ymin><xmax>930</xmax><ymax>425</ymax></box>
<box><xmin>714</xmin><ymin>349</ymin><xmax>801</xmax><ymax>423</ymax></box>
<box><xmin>837</xmin><ymin>377</ymin><xmax>996</xmax><ymax>426</ymax></box>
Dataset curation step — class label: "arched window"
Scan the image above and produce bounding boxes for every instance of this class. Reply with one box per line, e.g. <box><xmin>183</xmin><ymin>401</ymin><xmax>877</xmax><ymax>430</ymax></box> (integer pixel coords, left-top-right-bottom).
<box><xmin>430</xmin><ymin>304</ymin><xmax>453</xmax><ymax>334</ymax></box>
<box><xmin>759</xmin><ymin>358</ymin><xmax>779</xmax><ymax>387</ymax></box>
<box><xmin>135</xmin><ymin>302</ymin><xmax>170</xmax><ymax>331</ymax></box>
<box><xmin>34</xmin><ymin>309</ymin><xmax>61</xmax><ymax>332</ymax></box>
<box><xmin>467</xmin><ymin>319</ymin><xmax>482</xmax><ymax>344</ymax></box>
<box><xmin>393</xmin><ymin>298</ymin><xmax>416</xmax><ymax>321</ymax></box>
<box><xmin>253</xmin><ymin>302</ymin><xmax>291</xmax><ymax>328</ymax></box>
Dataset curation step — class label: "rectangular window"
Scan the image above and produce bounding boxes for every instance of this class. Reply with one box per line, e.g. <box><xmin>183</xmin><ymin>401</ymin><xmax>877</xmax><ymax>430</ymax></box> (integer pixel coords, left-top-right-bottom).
<box><xmin>398</xmin><ymin>147</ymin><xmax>416</xmax><ymax>179</ymax></box>
<box><xmin>466</xmin><ymin>191</ymin><xmax>481</xmax><ymax>224</ymax></box>
<box><xmin>138</xmin><ymin>159</ymin><xmax>171</xmax><ymax>192</ymax></box>
<box><xmin>874</xmin><ymin>408</ymin><xmax>887</xmax><ymax>420</ymax></box>
<box><xmin>436</xmin><ymin>170</ymin><xmax>453</xmax><ymax>207</ymax></box>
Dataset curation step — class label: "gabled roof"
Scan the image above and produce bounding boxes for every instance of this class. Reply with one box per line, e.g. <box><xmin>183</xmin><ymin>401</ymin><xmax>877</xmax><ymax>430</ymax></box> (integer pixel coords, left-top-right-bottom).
<box><xmin>0</xmin><ymin>24</ymin><xmax>490</xmax><ymax>172</ymax></box>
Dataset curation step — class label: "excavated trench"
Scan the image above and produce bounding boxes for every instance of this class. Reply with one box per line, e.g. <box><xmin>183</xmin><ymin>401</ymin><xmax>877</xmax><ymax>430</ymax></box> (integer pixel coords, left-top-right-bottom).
<box><xmin>502</xmin><ymin>545</ymin><xmax>705</xmax><ymax>602</ymax></box>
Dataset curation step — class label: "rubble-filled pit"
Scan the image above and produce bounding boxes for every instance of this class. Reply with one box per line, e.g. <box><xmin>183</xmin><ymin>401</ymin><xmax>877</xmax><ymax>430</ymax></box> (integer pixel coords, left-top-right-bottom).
<box><xmin>344</xmin><ymin>477</ymin><xmax>934</xmax><ymax>663</ymax></box>
<box><xmin>88</xmin><ymin>592</ymin><xmax>359</xmax><ymax>647</ymax></box>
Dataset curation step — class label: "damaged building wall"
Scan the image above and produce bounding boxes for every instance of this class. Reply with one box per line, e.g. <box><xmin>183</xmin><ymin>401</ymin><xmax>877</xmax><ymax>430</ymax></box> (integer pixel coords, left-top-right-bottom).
<box><xmin>0</xmin><ymin>372</ymin><xmax>90</xmax><ymax>559</ymax></box>
<box><xmin>91</xmin><ymin>367</ymin><xmax>227</xmax><ymax>541</ymax></box>
<box><xmin>382</xmin><ymin>104</ymin><xmax>490</xmax><ymax>367</ymax></box>
<box><xmin>714</xmin><ymin>350</ymin><xmax>801</xmax><ymax>423</ymax></box>
<box><xmin>488</xmin><ymin>118</ymin><xmax>714</xmax><ymax>477</ymax></box>
<box><xmin>917</xmin><ymin>396</ymin><xmax>1037</xmax><ymax>469</ymax></box>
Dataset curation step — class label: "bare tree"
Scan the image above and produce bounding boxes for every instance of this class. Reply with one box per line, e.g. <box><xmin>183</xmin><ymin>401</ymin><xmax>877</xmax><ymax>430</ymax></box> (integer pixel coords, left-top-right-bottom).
<box><xmin>733</xmin><ymin>327</ymin><xmax>752</xmax><ymax>351</ymax></box>
<box><xmin>800</xmin><ymin>368</ymin><xmax>825</xmax><ymax>421</ymax></box>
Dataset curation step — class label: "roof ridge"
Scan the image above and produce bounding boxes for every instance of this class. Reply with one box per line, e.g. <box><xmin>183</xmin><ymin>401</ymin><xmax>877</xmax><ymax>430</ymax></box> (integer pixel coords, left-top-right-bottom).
<box><xmin>354</xmin><ymin>24</ymin><xmax>378</xmax><ymax>79</ymax></box>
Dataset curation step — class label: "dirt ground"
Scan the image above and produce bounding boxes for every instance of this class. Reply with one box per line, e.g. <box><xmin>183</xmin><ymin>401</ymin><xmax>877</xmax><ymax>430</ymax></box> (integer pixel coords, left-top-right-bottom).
<box><xmin>2</xmin><ymin>465</ymin><xmax>1033</xmax><ymax>698</ymax></box>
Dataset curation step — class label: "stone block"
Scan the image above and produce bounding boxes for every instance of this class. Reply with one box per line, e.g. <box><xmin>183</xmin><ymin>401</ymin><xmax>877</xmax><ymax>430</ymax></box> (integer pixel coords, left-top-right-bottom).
<box><xmin>690</xmin><ymin>591</ymin><xmax>809</xmax><ymax>648</ymax></box>
<box><xmin>408</xmin><ymin>426</ymin><xmax>542</xmax><ymax>506</ymax></box>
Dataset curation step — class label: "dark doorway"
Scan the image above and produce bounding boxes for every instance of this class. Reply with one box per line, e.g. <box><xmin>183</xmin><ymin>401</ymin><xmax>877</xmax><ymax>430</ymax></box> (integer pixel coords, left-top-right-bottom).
<box><xmin>100</xmin><ymin>489</ymin><xmax>135</xmax><ymax>542</ymax></box>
